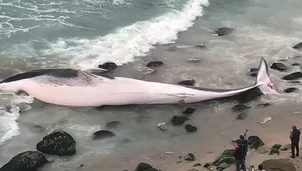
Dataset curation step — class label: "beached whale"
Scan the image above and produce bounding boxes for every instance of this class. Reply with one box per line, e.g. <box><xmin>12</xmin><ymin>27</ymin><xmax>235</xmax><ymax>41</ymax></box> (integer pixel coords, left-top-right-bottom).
<box><xmin>0</xmin><ymin>57</ymin><xmax>279</xmax><ymax>107</ymax></box>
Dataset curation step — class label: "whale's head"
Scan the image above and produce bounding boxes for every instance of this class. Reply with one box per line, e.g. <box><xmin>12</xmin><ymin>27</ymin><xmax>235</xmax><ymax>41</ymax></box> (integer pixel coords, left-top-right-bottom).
<box><xmin>0</xmin><ymin>81</ymin><xmax>23</xmax><ymax>93</ymax></box>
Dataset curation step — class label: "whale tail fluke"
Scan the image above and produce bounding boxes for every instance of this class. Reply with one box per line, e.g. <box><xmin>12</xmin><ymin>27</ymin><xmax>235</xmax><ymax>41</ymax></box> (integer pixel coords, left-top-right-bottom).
<box><xmin>255</xmin><ymin>57</ymin><xmax>279</xmax><ymax>95</ymax></box>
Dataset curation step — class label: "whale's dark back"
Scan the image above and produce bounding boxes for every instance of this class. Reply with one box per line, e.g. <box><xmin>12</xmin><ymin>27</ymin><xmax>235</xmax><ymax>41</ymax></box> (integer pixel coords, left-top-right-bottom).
<box><xmin>0</xmin><ymin>69</ymin><xmax>79</xmax><ymax>84</ymax></box>
<box><xmin>0</xmin><ymin>68</ymin><xmax>116</xmax><ymax>84</ymax></box>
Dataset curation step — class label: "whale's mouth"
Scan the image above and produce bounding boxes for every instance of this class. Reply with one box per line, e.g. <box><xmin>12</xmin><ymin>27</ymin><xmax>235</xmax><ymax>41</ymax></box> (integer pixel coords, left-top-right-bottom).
<box><xmin>16</xmin><ymin>90</ymin><xmax>29</xmax><ymax>96</ymax></box>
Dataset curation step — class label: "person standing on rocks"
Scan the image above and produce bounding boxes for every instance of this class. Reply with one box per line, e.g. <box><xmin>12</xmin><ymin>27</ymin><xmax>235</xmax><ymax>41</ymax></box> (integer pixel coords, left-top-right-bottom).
<box><xmin>290</xmin><ymin>125</ymin><xmax>301</xmax><ymax>158</ymax></box>
<box><xmin>240</xmin><ymin>135</ymin><xmax>248</xmax><ymax>161</ymax></box>
<box><xmin>234</xmin><ymin>139</ymin><xmax>246</xmax><ymax>171</ymax></box>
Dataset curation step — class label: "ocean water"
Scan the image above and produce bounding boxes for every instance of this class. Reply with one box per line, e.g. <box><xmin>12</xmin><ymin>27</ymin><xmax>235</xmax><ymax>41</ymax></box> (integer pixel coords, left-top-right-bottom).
<box><xmin>1</xmin><ymin>0</ymin><xmax>302</xmax><ymax>170</ymax></box>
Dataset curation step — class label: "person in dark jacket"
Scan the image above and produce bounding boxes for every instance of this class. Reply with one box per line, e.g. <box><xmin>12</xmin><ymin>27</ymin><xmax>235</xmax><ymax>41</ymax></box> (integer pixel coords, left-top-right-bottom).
<box><xmin>234</xmin><ymin>139</ymin><xmax>246</xmax><ymax>171</ymax></box>
<box><xmin>290</xmin><ymin>125</ymin><xmax>301</xmax><ymax>158</ymax></box>
<box><xmin>240</xmin><ymin>135</ymin><xmax>248</xmax><ymax>158</ymax></box>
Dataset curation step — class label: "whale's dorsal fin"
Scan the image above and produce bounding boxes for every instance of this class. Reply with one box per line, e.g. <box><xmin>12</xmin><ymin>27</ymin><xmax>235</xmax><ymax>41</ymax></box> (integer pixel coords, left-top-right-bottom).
<box><xmin>82</xmin><ymin>68</ymin><xmax>115</xmax><ymax>79</ymax></box>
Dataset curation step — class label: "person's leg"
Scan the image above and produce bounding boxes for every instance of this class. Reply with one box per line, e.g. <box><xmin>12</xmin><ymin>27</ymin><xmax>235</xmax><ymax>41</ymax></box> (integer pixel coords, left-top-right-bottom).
<box><xmin>236</xmin><ymin>160</ymin><xmax>241</xmax><ymax>171</ymax></box>
<box><xmin>296</xmin><ymin>142</ymin><xmax>299</xmax><ymax>157</ymax></box>
<box><xmin>291</xmin><ymin>143</ymin><xmax>295</xmax><ymax>158</ymax></box>
<box><xmin>241</xmin><ymin>159</ymin><xmax>247</xmax><ymax>171</ymax></box>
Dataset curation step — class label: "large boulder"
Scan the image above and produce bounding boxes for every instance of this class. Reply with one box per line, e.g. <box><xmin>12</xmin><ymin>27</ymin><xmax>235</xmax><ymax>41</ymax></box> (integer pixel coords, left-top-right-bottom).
<box><xmin>261</xmin><ymin>159</ymin><xmax>296</xmax><ymax>171</ymax></box>
<box><xmin>36</xmin><ymin>131</ymin><xmax>76</xmax><ymax>156</ymax></box>
<box><xmin>248</xmin><ymin>136</ymin><xmax>264</xmax><ymax>149</ymax></box>
<box><xmin>135</xmin><ymin>163</ymin><xmax>159</xmax><ymax>171</ymax></box>
<box><xmin>212</xmin><ymin>149</ymin><xmax>235</xmax><ymax>166</ymax></box>
<box><xmin>0</xmin><ymin>151</ymin><xmax>48</xmax><ymax>171</ymax></box>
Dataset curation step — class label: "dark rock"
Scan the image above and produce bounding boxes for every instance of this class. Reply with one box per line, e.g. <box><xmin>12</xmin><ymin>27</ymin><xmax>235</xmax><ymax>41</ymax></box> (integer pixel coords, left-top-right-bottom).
<box><xmin>261</xmin><ymin>159</ymin><xmax>296</xmax><ymax>171</ymax></box>
<box><xmin>203</xmin><ymin>163</ymin><xmax>211</xmax><ymax>168</ymax></box>
<box><xmin>36</xmin><ymin>131</ymin><xmax>76</xmax><ymax>156</ymax></box>
<box><xmin>182</xmin><ymin>107</ymin><xmax>196</xmax><ymax>116</ymax></box>
<box><xmin>232</xmin><ymin>104</ymin><xmax>251</xmax><ymax>112</ymax></box>
<box><xmin>293</xmin><ymin>42</ymin><xmax>302</xmax><ymax>50</ymax></box>
<box><xmin>247</xmin><ymin>68</ymin><xmax>258</xmax><ymax>77</ymax></box>
<box><xmin>92</xmin><ymin>130</ymin><xmax>116</xmax><ymax>140</ymax></box>
<box><xmin>185</xmin><ymin>124</ymin><xmax>197</xmax><ymax>133</ymax></box>
<box><xmin>269</xmin><ymin>144</ymin><xmax>281</xmax><ymax>155</ymax></box>
<box><xmin>184</xmin><ymin>153</ymin><xmax>196</xmax><ymax>162</ymax></box>
<box><xmin>193</xmin><ymin>163</ymin><xmax>202</xmax><ymax>167</ymax></box>
<box><xmin>270</xmin><ymin>63</ymin><xmax>287</xmax><ymax>71</ymax></box>
<box><xmin>0</xmin><ymin>151</ymin><xmax>48</xmax><ymax>171</ymax></box>
<box><xmin>214</xmin><ymin>27</ymin><xmax>234</xmax><ymax>36</ymax></box>
<box><xmin>135</xmin><ymin>163</ymin><xmax>152</xmax><ymax>171</ymax></box>
<box><xmin>283</xmin><ymin>72</ymin><xmax>302</xmax><ymax>80</ymax></box>
<box><xmin>249</xmin><ymin>68</ymin><xmax>258</xmax><ymax>72</ymax></box>
<box><xmin>248</xmin><ymin>136</ymin><xmax>264</xmax><ymax>149</ymax></box>
<box><xmin>212</xmin><ymin>149</ymin><xmax>236</xmax><ymax>166</ymax></box>
<box><xmin>171</xmin><ymin>115</ymin><xmax>188</xmax><ymax>126</ymax></box>
<box><xmin>292</xmin><ymin>63</ymin><xmax>300</xmax><ymax>66</ymax></box>
<box><xmin>272</xmin><ymin>144</ymin><xmax>282</xmax><ymax>149</ymax></box>
<box><xmin>257</xmin><ymin>103</ymin><xmax>271</xmax><ymax>108</ymax></box>
<box><xmin>105</xmin><ymin>121</ymin><xmax>121</xmax><ymax>129</ymax></box>
<box><xmin>135</xmin><ymin>163</ymin><xmax>159</xmax><ymax>171</ymax></box>
<box><xmin>284</xmin><ymin>87</ymin><xmax>297</xmax><ymax>93</ymax></box>
<box><xmin>178</xmin><ymin>80</ymin><xmax>196</xmax><ymax>86</ymax></box>
<box><xmin>269</xmin><ymin>149</ymin><xmax>279</xmax><ymax>155</ymax></box>
<box><xmin>236</xmin><ymin>113</ymin><xmax>247</xmax><ymax>120</ymax></box>
<box><xmin>146</xmin><ymin>61</ymin><xmax>164</xmax><ymax>68</ymax></box>
<box><xmin>98</xmin><ymin>62</ymin><xmax>117</xmax><ymax>71</ymax></box>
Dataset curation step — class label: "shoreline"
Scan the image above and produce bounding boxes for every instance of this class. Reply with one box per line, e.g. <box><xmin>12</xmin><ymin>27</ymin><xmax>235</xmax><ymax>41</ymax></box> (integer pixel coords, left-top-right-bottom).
<box><xmin>78</xmin><ymin>101</ymin><xmax>302</xmax><ymax>171</ymax></box>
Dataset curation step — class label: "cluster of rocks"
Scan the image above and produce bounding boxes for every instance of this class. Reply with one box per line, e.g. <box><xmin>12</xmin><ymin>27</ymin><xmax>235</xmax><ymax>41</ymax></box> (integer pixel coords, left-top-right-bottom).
<box><xmin>0</xmin><ymin>119</ymin><xmax>123</xmax><ymax>171</ymax></box>
<box><xmin>170</xmin><ymin>107</ymin><xmax>198</xmax><ymax>133</ymax></box>
<box><xmin>197</xmin><ymin>135</ymin><xmax>297</xmax><ymax>171</ymax></box>
<box><xmin>96</xmin><ymin>27</ymin><xmax>235</xmax><ymax>73</ymax></box>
